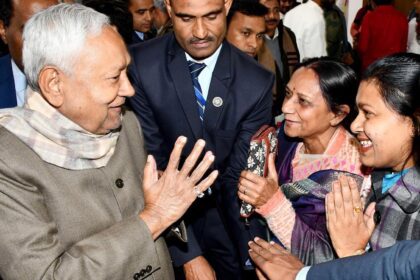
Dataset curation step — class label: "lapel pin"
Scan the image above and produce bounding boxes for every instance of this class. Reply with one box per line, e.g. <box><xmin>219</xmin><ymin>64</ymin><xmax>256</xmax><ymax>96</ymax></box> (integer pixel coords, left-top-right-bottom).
<box><xmin>212</xmin><ymin>97</ymin><xmax>223</xmax><ymax>107</ymax></box>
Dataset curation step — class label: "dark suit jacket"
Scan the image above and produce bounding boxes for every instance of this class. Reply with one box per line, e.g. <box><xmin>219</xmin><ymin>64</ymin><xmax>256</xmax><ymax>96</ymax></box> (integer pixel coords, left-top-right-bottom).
<box><xmin>129</xmin><ymin>33</ymin><xmax>274</xmax><ymax>268</ymax></box>
<box><xmin>308</xmin><ymin>240</ymin><xmax>420</xmax><ymax>279</ymax></box>
<box><xmin>0</xmin><ymin>54</ymin><xmax>17</xmax><ymax>109</ymax></box>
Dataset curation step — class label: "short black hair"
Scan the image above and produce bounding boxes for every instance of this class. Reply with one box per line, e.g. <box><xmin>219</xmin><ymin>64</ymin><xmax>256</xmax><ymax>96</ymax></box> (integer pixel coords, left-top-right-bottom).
<box><xmin>227</xmin><ymin>0</ymin><xmax>268</xmax><ymax>27</ymax></box>
<box><xmin>0</xmin><ymin>0</ymin><xmax>13</xmax><ymax>27</ymax></box>
<box><xmin>82</xmin><ymin>0</ymin><xmax>134</xmax><ymax>44</ymax></box>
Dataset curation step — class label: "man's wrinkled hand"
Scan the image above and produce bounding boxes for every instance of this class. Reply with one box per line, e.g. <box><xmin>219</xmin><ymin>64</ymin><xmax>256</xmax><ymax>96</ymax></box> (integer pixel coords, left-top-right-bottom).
<box><xmin>249</xmin><ymin>238</ymin><xmax>303</xmax><ymax>280</ymax></box>
<box><xmin>139</xmin><ymin>136</ymin><xmax>218</xmax><ymax>239</ymax></box>
<box><xmin>184</xmin><ymin>256</ymin><xmax>216</xmax><ymax>280</ymax></box>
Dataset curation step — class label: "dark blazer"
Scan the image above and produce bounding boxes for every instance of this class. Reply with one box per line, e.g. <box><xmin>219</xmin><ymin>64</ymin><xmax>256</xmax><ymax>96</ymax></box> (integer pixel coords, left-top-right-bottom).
<box><xmin>129</xmin><ymin>33</ymin><xmax>274</xmax><ymax>270</ymax></box>
<box><xmin>308</xmin><ymin>240</ymin><xmax>420</xmax><ymax>279</ymax></box>
<box><xmin>0</xmin><ymin>54</ymin><xmax>17</xmax><ymax>109</ymax></box>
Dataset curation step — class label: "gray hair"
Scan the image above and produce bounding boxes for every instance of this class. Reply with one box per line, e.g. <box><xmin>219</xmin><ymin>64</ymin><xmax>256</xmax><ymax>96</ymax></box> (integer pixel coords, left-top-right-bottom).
<box><xmin>22</xmin><ymin>3</ymin><xmax>110</xmax><ymax>92</ymax></box>
<box><xmin>153</xmin><ymin>0</ymin><xmax>167</xmax><ymax>12</ymax></box>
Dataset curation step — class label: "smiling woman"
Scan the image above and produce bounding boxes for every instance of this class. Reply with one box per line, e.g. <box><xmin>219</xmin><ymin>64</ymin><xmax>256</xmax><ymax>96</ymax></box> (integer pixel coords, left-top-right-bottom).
<box><xmin>329</xmin><ymin>53</ymin><xmax>420</xmax><ymax>254</ymax></box>
<box><xmin>237</xmin><ymin>58</ymin><xmax>370</xmax><ymax>265</ymax></box>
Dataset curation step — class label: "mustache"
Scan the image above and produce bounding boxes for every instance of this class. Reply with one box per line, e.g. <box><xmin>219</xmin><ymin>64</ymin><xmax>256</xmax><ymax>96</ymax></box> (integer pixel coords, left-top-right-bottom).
<box><xmin>266</xmin><ymin>19</ymin><xmax>278</xmax><ymax>25</ymax></box>
<box><xmin>189</xmin><ymin>36</ymin><xmax>216</xmax><ymax>44</ymax></box>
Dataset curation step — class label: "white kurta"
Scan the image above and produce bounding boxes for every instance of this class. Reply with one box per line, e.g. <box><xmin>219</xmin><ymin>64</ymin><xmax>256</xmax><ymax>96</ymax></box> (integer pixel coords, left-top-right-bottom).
<box><xmin>283</xmin><ymin>0</ymin><xmax>327</xmax><ymax>61</ymax></box>
<box><xmin>408</xmin><ymin>18</ymin><xmax>420</xmax><ymax>54</ymax></box>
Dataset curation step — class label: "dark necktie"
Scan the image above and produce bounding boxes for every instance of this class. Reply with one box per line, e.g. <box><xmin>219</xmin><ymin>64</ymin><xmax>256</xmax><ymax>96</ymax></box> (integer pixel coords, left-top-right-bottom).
<box><xmin>188</xmin><ymin>61</ymin><xmax>206</xmax><ymax>122</ymax></box>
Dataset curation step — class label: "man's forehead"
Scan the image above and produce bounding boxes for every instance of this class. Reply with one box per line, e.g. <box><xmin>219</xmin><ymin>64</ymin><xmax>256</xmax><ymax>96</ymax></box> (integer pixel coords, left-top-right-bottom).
<box><xmin>130</xmin><ymin>0</ymin><xmax>154</xmax><ymax>8</ymax></box>
<box><xmin>170</xmin><ymin>0</ymin><xmax>225</xmax><ymax>11</ymax></box>
<box><xmin>260</xmin><ymin>0</ymin><xmax>279</xmax><ymax>7</ymax></box>
<box><xmin>234</xmin><ymin>12</ymin><xmax>265</xmax><ymax>27</ymax></box>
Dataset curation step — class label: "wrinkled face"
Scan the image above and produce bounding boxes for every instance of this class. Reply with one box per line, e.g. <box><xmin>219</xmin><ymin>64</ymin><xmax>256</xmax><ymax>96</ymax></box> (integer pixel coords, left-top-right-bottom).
<box><xmin>282</xmin><ymin>67</ymin><xmax>336</xmax><ymax>141</ymax></box>
<box><xmin>129</xmin><ymin>0</ymin><xmax>154</xmax><ymax>33</ymax></box>
<box><xmin>0</xmin><ymin>0</ymin><xmax>58</xmax><ymax>71</ymax></box>
<box><xmin>351</xmin><ymin>81</ymin><xmax>414</xmax><ymax>171</ymax></box>
<box><xmin>58</xmin><ymin>27</ymin><xmax>134</xmax><ymax>135</ymax></box>
<box><xmin>260</xmin><ymin>0</ymin><xmax>280</xmax><ymax>36</ymax></box>
<box><xmin>166</xmin><ymin>0</ymin><xmax>232</xmax><ymax>60</ymax></box>
<box><xmin>226</xmin><ymin>12</ymin><xmax>266</xmax><ymax>57</ymax></box>
<box><xmin>279</xmin><ymin>0</ymin><xmax>294</xmax><ymax>14</ymax></box>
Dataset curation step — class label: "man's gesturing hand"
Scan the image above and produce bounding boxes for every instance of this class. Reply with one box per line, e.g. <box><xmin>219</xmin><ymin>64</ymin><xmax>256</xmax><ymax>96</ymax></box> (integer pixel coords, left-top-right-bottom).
<box><xmin>139</xmin><ymin>136</ymin><xmax>218</xmax><ymax>239</ymax></box>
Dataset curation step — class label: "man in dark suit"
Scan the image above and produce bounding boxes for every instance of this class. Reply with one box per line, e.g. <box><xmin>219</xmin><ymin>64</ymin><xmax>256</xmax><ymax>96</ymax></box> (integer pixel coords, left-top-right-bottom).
<box><xmin>129</xmin><ymin>0</ymin><xmax>274</xmax><ymax>278</ymax></box>
<box><xmin>0</xmin><ymin>0</ymin><xmax>58</xmax><ymax>108</ymax></box>
<box><xmin>249</xmin><ymin>238</ymin><xmax>420</xmax><ymax>280</ymax></box>
<box><xmin>128</xmin><ymin>0</ymin><xmax>155</xmax><ymax>43</ymax></box>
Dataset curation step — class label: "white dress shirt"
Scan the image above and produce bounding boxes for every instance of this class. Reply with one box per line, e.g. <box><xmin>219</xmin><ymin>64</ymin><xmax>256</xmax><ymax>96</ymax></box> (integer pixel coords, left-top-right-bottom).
<box><xmin>11</xmin><ymin>59</ymin><xmax>27</xmax><ymax>107</ymax></box>
<box><xmin>185</xmin><ymin>44</ymin><xmax>222</xmax><ymax>101</ymax></box>
<box><xmin>408</xmin><ymin>18</ymin><xmax>420</xmax><ymax>54</ymax></box>
<box><xmin>296</xmin><ymin>266</ymin><xmax>311</xmax><ymax>280</ymax></box>
<box><xmin>283</xmin><ymin>0</ymin><xmax>327</xmax><ymax>61</ymax></box>
<box><xmin>135</xmin><ymin>31</ymin><xmax>145</xmax><ymax>41</ymax></box>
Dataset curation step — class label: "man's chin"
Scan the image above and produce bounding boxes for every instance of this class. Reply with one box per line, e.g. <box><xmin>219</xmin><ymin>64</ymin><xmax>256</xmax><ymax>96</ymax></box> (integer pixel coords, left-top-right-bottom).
<box><xmin>186</xmin><ymin>45</ymin><xmax>217</xmax><ymax>60</ymax></box>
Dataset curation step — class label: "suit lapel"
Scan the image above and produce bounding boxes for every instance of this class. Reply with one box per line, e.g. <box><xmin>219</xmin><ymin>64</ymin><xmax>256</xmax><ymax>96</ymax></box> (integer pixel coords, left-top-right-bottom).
<box><xmin>168</xmin><ymin>36</ymin><xmax>203</xmax><ymax>139</ymax></box>
<box><xmin>204</xmin><ymin>42</ymin><xmax>231</xmax><ymax>131</ymax></box>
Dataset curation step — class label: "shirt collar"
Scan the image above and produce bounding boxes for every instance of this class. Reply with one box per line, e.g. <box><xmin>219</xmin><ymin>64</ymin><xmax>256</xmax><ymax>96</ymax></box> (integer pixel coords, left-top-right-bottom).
<box><xmin>135</xmin><ymin>31</ymin><xmax>144</xmax><ymax>40</ymax></box>
<box><xmin>11</xmin><ymin>58</ymin><xmax>27</xmax><ymax>93</ymax></box>
<box><xmin>372</xmin><ymin>167</ymin><xmax>420</xmax><ymax>213</ymax></box>
<box><xmin>185</xmin><ymin>43</ymin><xmax>222</xmax><ymax>73</ymax></box>
<box><xmin>264</xmin><ymin>27</ymin><xmax>279</xmax><ymax>40</ymax></box>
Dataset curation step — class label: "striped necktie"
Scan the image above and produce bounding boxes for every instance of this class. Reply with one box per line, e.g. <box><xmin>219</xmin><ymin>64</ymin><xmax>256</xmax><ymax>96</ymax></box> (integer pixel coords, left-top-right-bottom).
<box><xmin>188</xmin><ymin>61</ymin><xmax>206</xmax><ymax>122</ymax></box>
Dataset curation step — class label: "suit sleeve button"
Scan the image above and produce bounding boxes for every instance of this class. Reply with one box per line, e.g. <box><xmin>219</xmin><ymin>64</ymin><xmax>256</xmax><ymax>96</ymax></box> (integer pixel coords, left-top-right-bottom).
<box><xmin>115</xmin><ymin>178</ymin><xmax>124</xmax><ymax>188</ymax></box>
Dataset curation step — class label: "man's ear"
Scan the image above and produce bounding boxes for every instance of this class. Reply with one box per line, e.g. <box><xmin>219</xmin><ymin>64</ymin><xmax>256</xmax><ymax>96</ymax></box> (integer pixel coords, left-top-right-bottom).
<box><xmin>0</xmin><ymin>20</ymin><xmax>8</xmax><ymax>44</ymax></box>
<box><xmin>330</xmin><ymin>104</ymin><xmax>350</xmax><ymax>127</ymax></box>
<box><xmin>165</xmin><ymin>0</ymin><xmax>172</xmax><ymax>18</ymax></box>
<box><xmin>38</xmin><ymin>66</ymin><xmax>64</xmax><ymax>108</ymax></box>
<box><xmin>224</xmin><ymin>0</ymin><xmax>233</xmax><ymax>14</ymax></box>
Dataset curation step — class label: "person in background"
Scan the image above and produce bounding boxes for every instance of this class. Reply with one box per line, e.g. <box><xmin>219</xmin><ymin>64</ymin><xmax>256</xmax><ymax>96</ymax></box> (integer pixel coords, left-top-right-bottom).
<box><xmin>152</xmin><ymin>0</ymin><xmax>172</xmax><ymax>36</ymax></box>
<box><xmin>0</xmin><ymin>3</ymin><xmax>218</xmax><ymax>279</ymax></box>
<box><xmin>82</xmin><ymin>0</ymin><xmax>134</xmax><ymax>44</ymax></box>
<box><xmin>283</xmin><ymin>0</ymin><xmax>327</xmax><ymax>61</ymax></box>
<box><xmin>408</xmin><ymin>0</ymin><xmax>420</xmax><ymax>54</ymax></box>
<box><xmin>226</xmin><ymin>0</ymin><xmax>281</xmax><ymax>117</ymax></box>
<box><xmin>260</xmin><ymin>0</ymin><xmax>299</xmax><ymax>113</ymax></box>
<box><xmin>357</xmin><ymin>0</ymin><xmax>407</xmax><ymax>72</ymax></box>
<box><xmin>128</xmin><ymin>0</ymin><xmax>155</xmax><ymax>43</ymax></box>
<box><xmin>279</xmin><ymin>0</ymin><xmax>299</xmax><ymax>17</ymax></box>
<box><xmin>324</xmin><ymin>0</ymin><xmax>352</xmax><ymax>64</ymax></box>
<box><xmin>350</xmin><ymin>0</ymin><xmax>374</xmax><ymax>49</ymax></box>
<box><xmin>0</xmin><ymin>0</ymin><xmax>58</xmax><ymax>109</ymax></box>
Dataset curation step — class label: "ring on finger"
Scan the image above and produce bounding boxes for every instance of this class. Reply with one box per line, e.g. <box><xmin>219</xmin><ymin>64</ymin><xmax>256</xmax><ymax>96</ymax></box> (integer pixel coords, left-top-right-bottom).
<box><xmin>193</xmin><ymin>186</ymin><xmax>205</xmax><ymax>198</ymax></box>
<box><xmin>353</xmin><ymin>206</ymin><xmax>362</xmax><ymax>214</ymax></box>
<box><xmin>243</xmin><ymin>187</ymin><xmax>247</xmax><ymax>195</ymax></box>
